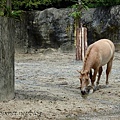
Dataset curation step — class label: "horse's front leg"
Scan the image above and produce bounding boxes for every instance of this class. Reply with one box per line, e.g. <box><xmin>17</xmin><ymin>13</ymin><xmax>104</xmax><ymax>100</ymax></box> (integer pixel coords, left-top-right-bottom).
<box><xmin>90</xmin><ymin>69</ymin><xmax>92</xmax><ymax>81</ymax></box>
<box><xmin>96</xmin><ymin>67</ymin><xmax>103</xmax><ymax>86</ymax></box>
<box><xmin>91</xmin><ymin>68</ymin><xmax>98</xmax><ymax>88</ymax></box>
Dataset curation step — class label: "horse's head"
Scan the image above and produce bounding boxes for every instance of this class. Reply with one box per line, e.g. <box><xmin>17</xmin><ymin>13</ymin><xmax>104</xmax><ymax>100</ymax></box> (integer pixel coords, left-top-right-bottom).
<box><xmin>78</xmin><ymin>70</ymin><xmax>90</xmax><ymax>95</ymax></box>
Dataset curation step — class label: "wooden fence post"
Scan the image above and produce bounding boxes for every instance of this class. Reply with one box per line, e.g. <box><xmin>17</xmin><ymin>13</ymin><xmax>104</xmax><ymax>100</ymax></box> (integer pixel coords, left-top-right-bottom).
<box><xmin>76</xmin><ymin>24</ymin><xmax>88</xmax><ymax>61</ymax></box>
<box><xmin>0</xmin><ymin>17</ymin><xmax>14</xmax><ymax>101</ymax></box>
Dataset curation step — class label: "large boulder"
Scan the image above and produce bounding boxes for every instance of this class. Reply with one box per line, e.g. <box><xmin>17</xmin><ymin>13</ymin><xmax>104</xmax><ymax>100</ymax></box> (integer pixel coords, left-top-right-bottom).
<box><xmin>27</xmin><ymin>8</ymin><xmax>74</xmax><ymax>49</ymax></box>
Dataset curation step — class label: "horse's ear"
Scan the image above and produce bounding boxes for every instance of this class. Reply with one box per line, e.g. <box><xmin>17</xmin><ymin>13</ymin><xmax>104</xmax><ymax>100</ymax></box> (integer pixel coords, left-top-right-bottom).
<box><xmin>77</xmin><ymin>70</ymin><xmax>80</xmax><ymax>73</ymax></box>
<box><xmin>77</xmin><ymin>70</ymin><xmax>82</xmax><ymax>74</ymax></box>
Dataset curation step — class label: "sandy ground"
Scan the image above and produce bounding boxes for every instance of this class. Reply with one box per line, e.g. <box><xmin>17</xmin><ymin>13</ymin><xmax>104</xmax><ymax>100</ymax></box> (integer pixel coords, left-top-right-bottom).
<box><xmin>0</xmin><ymin>49</ymin><xmax>120</xmax><ymax>120</ymax></box>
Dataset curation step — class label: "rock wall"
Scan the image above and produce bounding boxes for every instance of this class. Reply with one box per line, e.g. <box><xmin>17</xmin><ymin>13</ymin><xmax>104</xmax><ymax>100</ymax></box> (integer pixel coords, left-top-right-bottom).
<box><xmin>14</xmin><ymin>15</ymin><xmax>29</xmax><ymax>53</ymax></box>
<box><xmin>82</xmin><ymin>6</ymin><xmax>120</xmax><ymax>45</ymax></box>
<box><xmin>14</xmin><ymin>5</ymin><xmax>120</xmax><ymax>53</ymax></box>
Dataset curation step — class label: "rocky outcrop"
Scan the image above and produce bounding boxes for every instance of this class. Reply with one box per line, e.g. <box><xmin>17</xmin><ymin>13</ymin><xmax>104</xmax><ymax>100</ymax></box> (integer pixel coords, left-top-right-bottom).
<box><xmin>82</xmin><ymin>5</ymin><xmax>120</xmax><ymax>45</ymax></box>
<box><xmin>14</xmin><ymin>5</ymin><xmax>120</xmax><ymax>53</ymax></box>
<box><xmin>27</xmin><ymin>8</ymin><xmax>74</xmax><ymax>50</ymax></box>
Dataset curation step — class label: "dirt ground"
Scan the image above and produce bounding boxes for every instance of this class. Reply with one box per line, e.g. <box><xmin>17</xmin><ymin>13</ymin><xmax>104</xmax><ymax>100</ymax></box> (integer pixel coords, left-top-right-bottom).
<box><xmin>0</xmin><ymin>49</ymin><xmax>120</xmax><ymax>120</ymax></box>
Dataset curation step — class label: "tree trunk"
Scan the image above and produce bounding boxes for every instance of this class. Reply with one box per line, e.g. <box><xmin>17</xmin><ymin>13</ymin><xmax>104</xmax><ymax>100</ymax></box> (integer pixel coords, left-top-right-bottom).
<box><xmin>0</xmin><ymin>17</ymin><xmax>14</xmax><ymax>101</ymax></box>
<box><xmin>6</xmin><ymin>0</ymin><xmax>11</xmax><ymax>8</ymax></box>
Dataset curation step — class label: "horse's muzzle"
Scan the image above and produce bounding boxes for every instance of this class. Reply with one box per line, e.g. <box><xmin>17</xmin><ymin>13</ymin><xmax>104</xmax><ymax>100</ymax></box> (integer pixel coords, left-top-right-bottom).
<box><xmin>81</xmin><ymin>90</ymin><xmax>87</xmax><ymax>95</ymax></box>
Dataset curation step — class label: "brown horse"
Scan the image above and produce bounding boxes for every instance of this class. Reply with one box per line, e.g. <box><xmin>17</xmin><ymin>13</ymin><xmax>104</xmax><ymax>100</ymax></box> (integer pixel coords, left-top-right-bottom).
<box><xmin>78</xmin><ymin>39</ymin><xmax>115</xmax><ymax>95</ymax></box>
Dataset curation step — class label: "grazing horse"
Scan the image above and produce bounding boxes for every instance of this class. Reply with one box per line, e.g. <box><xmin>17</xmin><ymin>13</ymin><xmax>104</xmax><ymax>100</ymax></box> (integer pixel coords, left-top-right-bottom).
<box><xmin>78</xmin><ymin>39</ymin><xmax>115</xmax><ymax>95</ymax></box>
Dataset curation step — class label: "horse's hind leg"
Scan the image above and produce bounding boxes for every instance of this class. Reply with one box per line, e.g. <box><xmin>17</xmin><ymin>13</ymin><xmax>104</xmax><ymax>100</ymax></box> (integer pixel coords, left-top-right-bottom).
<box><xmin>96</xmin><ymin>67</ymin><xmax>103</xmax><ymax>86</ymax></box>
<box><xmin>106</xmin><ymin>57</ymin><xmax>113</xmax><ymax>85</ymax></box>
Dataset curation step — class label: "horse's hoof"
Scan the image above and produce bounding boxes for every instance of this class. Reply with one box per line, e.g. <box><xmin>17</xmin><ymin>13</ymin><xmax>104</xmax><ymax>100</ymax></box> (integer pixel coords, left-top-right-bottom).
<box><xmin>93</xmin><ymin>86</ymin><xmax>99</xmax><ymax>91</ymax></box>
<box><xmin>86</xmin><ymin>86</ymin><xmax>94</xmax><ymax>94</ymax></box>
<box><xmin>106</xmin><ymin>84</ymin><xmax>109</xmax><ymax>88</ymax></box>
<box><xmin>89</xmin><ymin>88</ymin><xmax>94</xmax><ymax>94</ymax></box>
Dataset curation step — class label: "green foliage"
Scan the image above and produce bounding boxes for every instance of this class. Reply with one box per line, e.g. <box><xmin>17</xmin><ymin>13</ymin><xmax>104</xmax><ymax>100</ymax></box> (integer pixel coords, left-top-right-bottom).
<box><xmin>82</xmin><ymin>0</ymin><xmax>120</xmax><ymax>8</ymax></box>
<box><xmin>12</xmin><ymin>0</ymin><xmax>72</xmax><ymax>10</ymax></box>
<box><xmin>71</xmin><ymin>2</ymin><xmax>89</xmax><ymax>19</ymax></box>
<box><xmin>11</xmin><ymin>10</ymin><xmax>24</xmax><ymax>20</ymax></box>
<box><xmin>71</xmin><ymin>4</ymin><xmax>81</xmax><ymax>19</ymax></box>
<box><xmin>0</xmin><ymin>0</ymin><xmax>6</xmax><ymax>15</ymax></box>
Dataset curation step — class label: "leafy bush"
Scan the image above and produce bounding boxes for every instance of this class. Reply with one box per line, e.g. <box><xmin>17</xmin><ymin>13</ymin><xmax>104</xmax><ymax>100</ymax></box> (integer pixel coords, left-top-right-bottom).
<box><xmin>82</xmin><ymin>0</ymin><xmax>120</xmax><ymax>8</ymax></box>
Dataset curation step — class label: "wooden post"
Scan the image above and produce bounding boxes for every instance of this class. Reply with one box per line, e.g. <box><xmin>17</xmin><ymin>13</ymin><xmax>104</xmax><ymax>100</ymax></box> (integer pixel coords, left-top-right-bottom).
<box><xmin>84</xmin><ymin>27</ymin><xmax>88</xmax><ymax>60</ymax></box>
<box><xmin>76</xmin><ymin>24</ymin><xmax>87</xmax><ymax>61</ymax></box>
<box><xmin>76</xmin><ymin>28</ymin><xmax>81</xmax><ymax>60</ymax></box>
<box><xmin>0</xmin><ymin>17</ymin><xmax>14</xmax><ymax>101</ymax></box>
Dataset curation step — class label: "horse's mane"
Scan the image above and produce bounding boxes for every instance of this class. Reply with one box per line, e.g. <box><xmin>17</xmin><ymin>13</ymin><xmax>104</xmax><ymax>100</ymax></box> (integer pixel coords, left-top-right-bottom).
<box><xmin>83</xmin><ymin>44</ymin><xmax>93</xmax><ymax>70</ymax></box>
